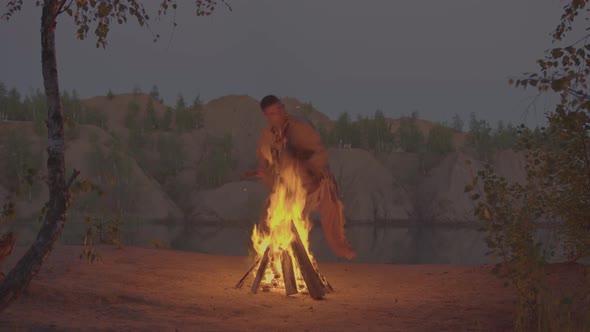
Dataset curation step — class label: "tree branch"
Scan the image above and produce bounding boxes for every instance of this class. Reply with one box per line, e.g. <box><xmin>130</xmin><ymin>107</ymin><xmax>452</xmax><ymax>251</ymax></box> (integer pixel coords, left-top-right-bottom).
<box><xmin>565</xmin><ymin>87</ymin><xmax>590</xmax><ymax>101</ymax></box>
<box><xmin>56</xmin><ymin>0</ymin><xmax>73</xmax><ymax>15</ymax></box>
<box><xmin>1</xmin><ymin>0</ymin><xmax>24</xmax><ymax>20</ymax></box>
<box><xmin>220</xmin><ymin>0</ymin><xmax>232</xmax><ymax>11</ymax></box>
<box><xmin>66</xmin><ymin>168</ymin><xmax>80</xmax><ymax>191</ymax></box>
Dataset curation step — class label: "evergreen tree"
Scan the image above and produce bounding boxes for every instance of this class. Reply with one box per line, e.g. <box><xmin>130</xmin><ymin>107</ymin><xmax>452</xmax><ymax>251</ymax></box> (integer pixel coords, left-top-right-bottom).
<box><xmin>144</xmin><ymin>98</ymin><xmax>158</xmax><ymax>131</ymax></box>
<box><xmin>161</xmin><ymin>108</ymin><xmax>173</xmax><ymax>131</ymax></box>
<box><xmin>175</xmin><ymin>94</ymin><xmax>186</xmax><ymax>111</ymax></box>
<box><xmin>451</xmin><ymin>113</ymin><xmax>464</xmax><ymax>132</ymax></box>
<box><xmin>426</xmin><ymin>124</ymin><xmax>454</xmax><ymax>154</ymax></box>
<box><xmin>398</xmin><ymin>116</ymin><xmax>425</xmax><ymax>153</ymax></box>
<box><xmin>333</xmin><ymin>112</ymin><xmax>361</xmax><ymax>147</ymax></box>
<box><xmin>6</xmin><ymin>87</ymin><xmax>21</xmax><ymax>120</ymax></box>
<box><xmin>0</xmin><ymin>82</ymin><xmax>7</xmax><ymax>120</ymax></box>
<box><xmin>192</xmin><ymin>94</ymin><xmax>205</xmax><ymax>129</ymax></box>
<box><xmin>467</xmin><ymin>112</ymin><xmax>494</xmax><ymax>161</ymax></box>
<box><xmin>149</xmin><ymin>85</ymin><xmax>160</xmax><ymax>100</ymax></box>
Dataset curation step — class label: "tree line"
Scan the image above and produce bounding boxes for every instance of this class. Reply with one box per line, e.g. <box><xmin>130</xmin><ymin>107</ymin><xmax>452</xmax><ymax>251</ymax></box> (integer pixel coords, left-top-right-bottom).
<box><xmin>316</xmin><ymin>108</ymin><xmax>524</xmax><ymax>160</ymax></box>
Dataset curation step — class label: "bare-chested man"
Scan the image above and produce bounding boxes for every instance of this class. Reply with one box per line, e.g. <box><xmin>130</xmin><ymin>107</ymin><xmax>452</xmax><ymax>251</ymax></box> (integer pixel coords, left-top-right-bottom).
<box><xmin>245</xmin><ymin>95</ymin><xmax>355</xmax><ymax>260</ymax></box>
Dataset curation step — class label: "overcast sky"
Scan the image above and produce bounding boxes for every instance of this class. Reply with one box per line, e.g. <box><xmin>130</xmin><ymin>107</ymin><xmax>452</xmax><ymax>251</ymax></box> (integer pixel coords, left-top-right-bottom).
<box><xmin>1</xmin><ymin>0</ymin><xmax>565</xmax><ymax>126</ymax></box>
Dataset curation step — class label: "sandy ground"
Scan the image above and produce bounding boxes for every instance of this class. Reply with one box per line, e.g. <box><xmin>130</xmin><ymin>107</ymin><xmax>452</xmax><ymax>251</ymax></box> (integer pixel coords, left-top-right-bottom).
<box><xmin>0</xmin><ymin>245</ymin><xmax>517</xmax><ymax>332</ymax></box>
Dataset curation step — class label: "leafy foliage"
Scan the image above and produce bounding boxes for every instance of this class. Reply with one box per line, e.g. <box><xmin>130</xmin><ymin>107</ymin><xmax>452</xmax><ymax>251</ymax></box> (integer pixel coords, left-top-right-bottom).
<box><xmin>0</xmin><ymin>84</ymin><xmax>109</xmax><ymax>131</ymax></box>
<box><xmin>88</xmin><ymin>139</ymin><xmax>136</xmax><ymax>213</ymax></box>
<box><xmin>525</xmin><ymin>121</ymin><xmax>590</xmax><ymax>262</ymax></box>
<box><xmin>327</xmin><ymin>111</ymin><xmax>395</xmax><ymax>152</ymax></box>
<box><xmin>467</xmin><ymin>113</ymin><xmax>495</xmax><ymax>161</ymax></box>
<box><xmin>451</xmin><ymin>113</ymin><xmax>464</xmax><ymax>132</ymax></box>
<box><xmin>466</xmin><ymin>2</ymin><xmax>590</xmax><ymax>328</ymax></box>
<box><xmin>467</xmin><ymin>113</ymin><xmax>520</xmax><ymax>161</ymax></box>
<box><xmin>196</xmin><ymin>133</ymin><xmax>234</xmax><ymax>188</ymax></box>
<box><xmin>397</xmin><ymin>115</ymin><xmax>425</xmax><ymax>153</ymax></box>
<box><xmin>321</xmin><ymin>110</ymin><xmax>460</xmax><ymax>156</ymax></box>
<box><xmin>175</xmin><ymin>93</ymin><xmax>186</xmax><ymax>111</ymax></box>
<box><xmin>174</xmin><ymin>104</ymin><xmax>204</xmax><ymax>133</ymax></box>
<box><xmin>143</xmin><ymin>98</ymin><xmax>159</xmax><ymax>131</ymax></box>
<box><xmin>149</xmin><ymin>84</ymin><xmax>160</xmax><ymax>102</ymax></box>
<box><xmin>160</xmin><ymin>107</ymin><xmax>173</xmax><ymax>131</ymax></box>
<box><xmin>3</xmin><ymin>0</ymin><xmax>231</xmax><ymax>47</ymax></box>
<box><xmin>0</xmin><ymin>129</ymin><xmax>42</xmax><ymax>197</ymax></box>
<box><xmin>508</xmin><ymin>4</ymin><xmax>590</xmax><ymax>263</ymax></box>
<box><xmin>358</xmin><ymin>110</ymin><xmax>395</xmax><ymax>153</ymax></box>
<box><xmin>192</xmin><ymin>94</ymin><xmax>205</xmax><ymax>129</ymax></box>
<box><xmin>156</xmin><ymin>132</ymin><xmax>184</xmax><ymax>179</ymax></box>
<box><xmin>493</xmin><ymin>121</ymin><xmax>519</xmax><ymax>150</ymax></box>
<box><xmin>330</xmin><ymin>112</ymin><xmax>361</xmax><ymax>147</ymax></box>
<box><xmin>466</xmin><ymin>160</ymin><xmax>547</xmax><ymax>330</ymax></box>
<box><xmin>426</xmin><ymin>123</ymin><xmax>454</xmax><ymax>154</ymax></box>
<box><xmin>80</xmin><ymin>215</ymin><xmax>123</xmax><ymax>263</ymax></box>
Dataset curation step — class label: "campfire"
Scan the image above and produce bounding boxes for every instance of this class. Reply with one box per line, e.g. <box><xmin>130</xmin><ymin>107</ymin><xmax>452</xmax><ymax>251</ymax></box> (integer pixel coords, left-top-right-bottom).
<box><xmin>235</xmin><ymin>164</ymin><xmax>333</xmax><ymax>299</ymax></box>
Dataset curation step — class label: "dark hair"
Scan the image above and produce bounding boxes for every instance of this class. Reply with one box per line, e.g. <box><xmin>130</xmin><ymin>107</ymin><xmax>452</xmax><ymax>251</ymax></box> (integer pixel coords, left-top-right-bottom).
<box><xmin>260</xmin><ymin>95</ymin><xmax>281</xmax><ymax>110</ymax></box>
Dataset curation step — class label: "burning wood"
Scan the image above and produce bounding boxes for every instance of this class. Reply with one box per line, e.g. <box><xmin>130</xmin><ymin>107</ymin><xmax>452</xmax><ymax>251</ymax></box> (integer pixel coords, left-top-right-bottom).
<box><xmin>236</xmin><ymin>220</ymin><xmax>331</xmax><ymax>299</ymax></box>
<box><xmin>235</xmin><ymin>164</ymin><xmax>332</xmax><ymax>299</ymax></box>
<box><xmin>280</xmin><ymin>250</ymin><xmax>297</xmax><ymax>296</ymax></box>
<box><xmin>250</xmin><ymin>247</ymin><xmax>271</xmax><ymax>294</ymax></box>
<box><xmin>288</xmin><ymin>220</ymin><xmax>326</xmax><ymax>299</ymax></box>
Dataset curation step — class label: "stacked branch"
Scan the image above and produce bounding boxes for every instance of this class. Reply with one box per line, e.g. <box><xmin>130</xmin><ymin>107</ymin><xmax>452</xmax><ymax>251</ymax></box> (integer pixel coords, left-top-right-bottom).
<box><xmin>235</xmin><ymin>221</ymin><xmax>331</xmax><ymax>299</ymax></box>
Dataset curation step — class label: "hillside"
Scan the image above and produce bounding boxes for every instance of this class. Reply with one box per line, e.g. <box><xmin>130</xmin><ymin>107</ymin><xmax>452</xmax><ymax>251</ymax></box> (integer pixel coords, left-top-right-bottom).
<box><xmin>0</xmin><ymin>120</ymin><xmax>183</xmax><ymax>247</ymax></box>
<box><xmin>0</xmin><ymin>93</ymin><xmax>528</xmax><ymax>263</ymax></box>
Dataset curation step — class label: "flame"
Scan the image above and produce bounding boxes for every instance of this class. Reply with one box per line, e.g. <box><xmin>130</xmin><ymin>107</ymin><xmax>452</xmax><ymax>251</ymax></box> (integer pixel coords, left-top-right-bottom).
<box><xmin>250</xmin><ymin>163</ymin><xmax>313</xmax><ymax>290</ymax></box>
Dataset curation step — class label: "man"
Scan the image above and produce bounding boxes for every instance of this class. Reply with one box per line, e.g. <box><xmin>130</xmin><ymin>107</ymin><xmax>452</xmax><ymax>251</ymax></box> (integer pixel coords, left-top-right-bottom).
<box><xmin>246</xmin><ymin>95</ymin><xmax>356</xmax><ymax>260</ymax></box>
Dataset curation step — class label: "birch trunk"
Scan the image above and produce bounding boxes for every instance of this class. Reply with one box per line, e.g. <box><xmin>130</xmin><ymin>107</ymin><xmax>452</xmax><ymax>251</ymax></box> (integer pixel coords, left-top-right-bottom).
<box><xmin>0</xmin><ymin>0</ymin><xmax>72</xmax><ymax>312</ymax></box>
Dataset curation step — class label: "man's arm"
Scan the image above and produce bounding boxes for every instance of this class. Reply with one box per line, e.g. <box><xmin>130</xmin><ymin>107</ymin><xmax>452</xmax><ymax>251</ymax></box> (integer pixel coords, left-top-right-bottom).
<box><xmin>288</xmin><ymin>121</ymin><xmax>329</xmax><ymax>176</ymax></box>
<box><xmin>252</xmin><ymin>128</ymin><xmax>275</xmax><ymax>187</ymax></box>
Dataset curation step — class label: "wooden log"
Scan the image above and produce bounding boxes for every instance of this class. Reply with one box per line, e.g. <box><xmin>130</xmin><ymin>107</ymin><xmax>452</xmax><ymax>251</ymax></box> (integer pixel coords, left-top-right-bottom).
<box><xmin>235</xmin><ymin>256</ymin><xmax>261</xmax><ymax>289</ymax></box>
<box><xmin>281</xmin><ymin>250</ymin><xmax>298</xmax><ymax>296</ymax></box>
<box><xmin>289</xmin><ymin>221</ymin><xmax>325</xmax><ymax>300</ymax></box>
<box><xmin>318</xmin><ymin>270</ymin><xmax>334</xmax><ymax>293</ymax></box>
<box><xmin>250</xmin><ymin>246</ymin><xmax>271</xmax><ymax>294</ymax></box>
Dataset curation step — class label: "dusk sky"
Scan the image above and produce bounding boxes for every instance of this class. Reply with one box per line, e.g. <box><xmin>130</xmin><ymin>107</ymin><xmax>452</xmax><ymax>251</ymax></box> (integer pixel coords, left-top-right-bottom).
<box><xmin>1</xmin><ymin>0</ymin><xmax>565</xmax><ymax>126</ymax></box>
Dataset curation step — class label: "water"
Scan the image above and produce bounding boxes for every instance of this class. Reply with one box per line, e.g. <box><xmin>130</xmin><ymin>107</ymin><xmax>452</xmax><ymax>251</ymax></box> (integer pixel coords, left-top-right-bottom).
<box><xmin>171</xmin><ymin>221</ymin><xmax>567</xmax><ymax>265</ymax></box>
<box><xmin>12</xmin><ymin>216</ymin><xmax>572</xmax><ymax>265</ymax></box>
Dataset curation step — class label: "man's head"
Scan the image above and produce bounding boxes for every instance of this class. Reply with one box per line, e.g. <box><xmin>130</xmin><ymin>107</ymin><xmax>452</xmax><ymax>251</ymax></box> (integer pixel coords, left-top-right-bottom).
<box><xmin>260</xmin><ymin>95</ymin><xmax>287</xmax><ymax>128</ymax></box>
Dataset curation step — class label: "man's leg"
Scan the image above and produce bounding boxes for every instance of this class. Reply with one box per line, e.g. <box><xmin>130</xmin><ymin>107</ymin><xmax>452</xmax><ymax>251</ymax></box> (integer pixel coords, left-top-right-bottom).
<box><xmin>317</xmin><ymin>176</ymin><xmax>356</xmax><ymax>260</ymax></box>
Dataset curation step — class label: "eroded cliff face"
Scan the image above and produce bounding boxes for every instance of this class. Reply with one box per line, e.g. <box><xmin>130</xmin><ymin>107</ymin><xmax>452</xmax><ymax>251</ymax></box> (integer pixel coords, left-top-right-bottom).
<box><xmin>1</xmin><ymin>94</ymin><xmax>534</xmax><ymax>264</ymax></box>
